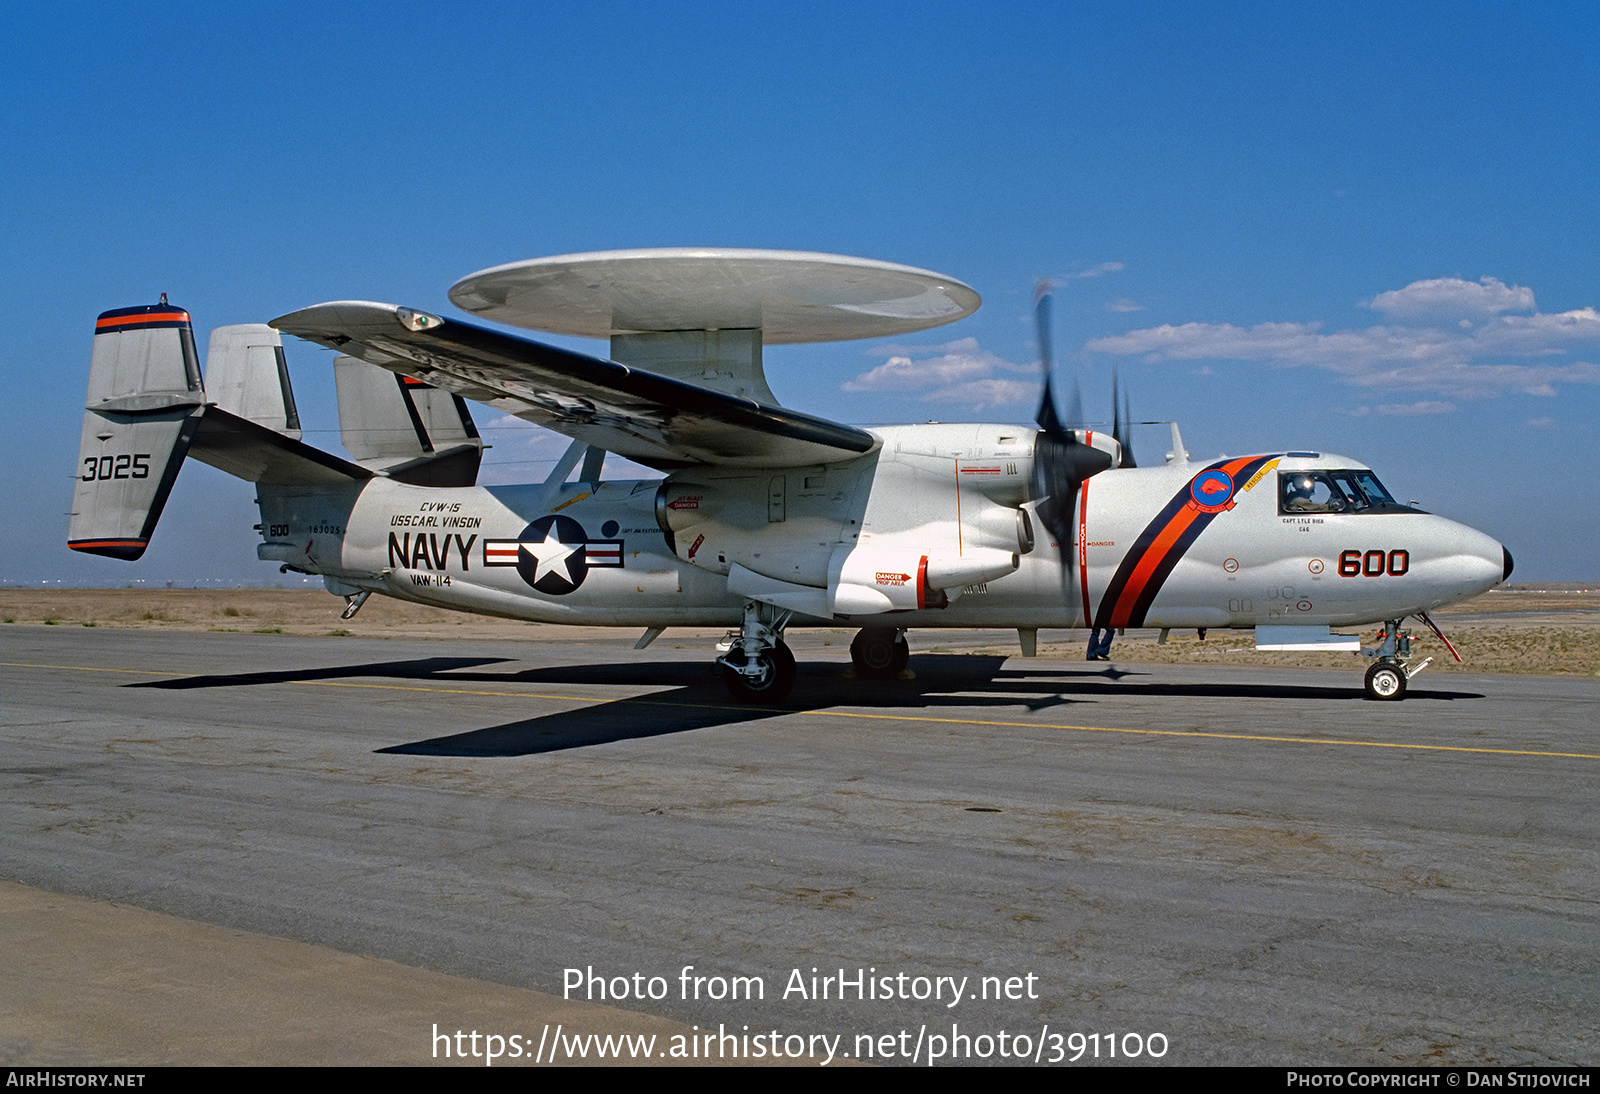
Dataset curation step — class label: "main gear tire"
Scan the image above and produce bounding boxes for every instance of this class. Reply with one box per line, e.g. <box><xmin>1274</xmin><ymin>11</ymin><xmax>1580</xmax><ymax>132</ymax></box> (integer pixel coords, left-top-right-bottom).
<box><xmin>850</xmin><ymin>628</ymin><xmax>909</xmax><ymax>679</ymax></box>
<box><xmin>722</xmin><ymin>642</ymin><xmax>796</xmax><ymax>703</ymax></box>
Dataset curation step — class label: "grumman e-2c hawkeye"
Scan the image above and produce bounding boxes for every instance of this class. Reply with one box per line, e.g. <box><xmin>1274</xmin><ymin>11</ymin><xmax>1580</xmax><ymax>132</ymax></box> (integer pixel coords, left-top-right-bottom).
<box><xmin>69</xmin><ymin>249</ymin><xmax>1512</xmax><ymax>702</ymax></box>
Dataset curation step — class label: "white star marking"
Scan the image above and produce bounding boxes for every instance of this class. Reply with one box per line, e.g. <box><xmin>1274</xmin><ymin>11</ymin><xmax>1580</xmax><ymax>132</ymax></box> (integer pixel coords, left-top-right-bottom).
<box><xmin>521</xmin><ymin>525</ymin><xmax>581</xmax><ymax>584</ymax></box>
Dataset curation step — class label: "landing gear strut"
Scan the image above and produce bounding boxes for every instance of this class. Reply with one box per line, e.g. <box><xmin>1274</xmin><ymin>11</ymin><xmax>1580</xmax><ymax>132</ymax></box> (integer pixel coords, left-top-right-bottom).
<box><xmin>1361</xmin><ymin>619</ymin><xmax>1430</xmax><ymax>701</ymax></box>
<box><xmin>718</xmin><ymin>601</ymin><xmax>797</xmax><ymax>703</ymax></box>
<box><xmin>849</xmin><ymin>627</ymin><xmax>910</xmax><ymax>679</ymax></box>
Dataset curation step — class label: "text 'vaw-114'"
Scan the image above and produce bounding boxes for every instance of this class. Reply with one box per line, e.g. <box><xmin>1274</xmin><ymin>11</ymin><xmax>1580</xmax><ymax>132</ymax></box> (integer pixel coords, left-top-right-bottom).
<box><xmin>70</xmin><ymin>249</ymin><xmax>1511</xmax><ymax>701</ymax></box>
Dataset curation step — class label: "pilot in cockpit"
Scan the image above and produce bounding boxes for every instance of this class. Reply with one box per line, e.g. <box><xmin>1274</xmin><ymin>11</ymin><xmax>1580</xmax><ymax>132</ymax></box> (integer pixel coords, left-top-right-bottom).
<box><xmin>1282</xmin><ymin>473</ymin><xmax>1345</xmax><ymax>514</ymax></box>
<box><xmin>1284</xmin><ymin>475</ymin><xmax>1320</xmax><ymax>512</ymax></box>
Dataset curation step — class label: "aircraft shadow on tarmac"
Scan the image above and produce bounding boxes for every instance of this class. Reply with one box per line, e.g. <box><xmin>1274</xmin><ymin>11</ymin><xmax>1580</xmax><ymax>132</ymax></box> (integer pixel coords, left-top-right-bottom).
<box><xmin>127</xmin><ymin>656</ymin><xmax>520</xmax><ymax>690</ymax></box>
<box><xmin>126</xmin><ymin>651</ymin><xmax>1484</xmax><ymax>756</ymax></box>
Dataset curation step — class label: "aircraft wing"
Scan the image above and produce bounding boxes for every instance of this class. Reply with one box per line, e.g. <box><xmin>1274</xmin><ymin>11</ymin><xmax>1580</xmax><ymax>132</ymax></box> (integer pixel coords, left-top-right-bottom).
<box><xmin>270</xmin><ymin>302</ymin><xmax>879</xmax><ymax>469</ymax></box>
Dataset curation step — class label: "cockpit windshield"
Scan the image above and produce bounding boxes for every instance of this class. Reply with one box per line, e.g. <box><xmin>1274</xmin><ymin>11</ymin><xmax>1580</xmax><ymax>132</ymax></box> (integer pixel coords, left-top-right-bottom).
<box><xmin>1278</xmin><ymin>470</ymin><xmax>1422</xmax><ymax>515</ymax></box>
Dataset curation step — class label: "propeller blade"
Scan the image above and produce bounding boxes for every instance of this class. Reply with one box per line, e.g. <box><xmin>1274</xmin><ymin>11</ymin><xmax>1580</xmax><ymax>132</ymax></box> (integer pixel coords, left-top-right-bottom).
<box><xmin>1033</xmin><ymin>283</ymin><xmax>1065</xmax><ymax>439</ymax></box>
<box><xmin>1112</xmin><ymin>366</ymin><xmax>1138</xmax><ymax>469</ymax></box>
<box><xmin>1031</xmin><ymin>282</ymin><xmax>1112</xmax><ymax>560</ymax></box>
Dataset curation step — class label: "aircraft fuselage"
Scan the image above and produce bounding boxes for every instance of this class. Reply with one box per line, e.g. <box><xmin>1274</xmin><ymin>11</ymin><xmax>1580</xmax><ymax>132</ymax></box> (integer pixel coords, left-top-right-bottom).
<box><xmin>259</xmin><ymin>423</ymin><xmax>1507</xmax><ymax>636</ymax></box>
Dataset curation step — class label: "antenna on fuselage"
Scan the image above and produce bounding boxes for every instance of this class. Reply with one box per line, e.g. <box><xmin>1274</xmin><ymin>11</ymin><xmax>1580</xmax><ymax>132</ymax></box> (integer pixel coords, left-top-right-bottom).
<box><xmin>579</xmin><ymin>445</ymin><xmax>605</xmax><ymax>492</ymax></box>
<box><xmin>1167</xmin><ymin>422</ymin><xmax>1190</xmax><ymax>465</ymax></box>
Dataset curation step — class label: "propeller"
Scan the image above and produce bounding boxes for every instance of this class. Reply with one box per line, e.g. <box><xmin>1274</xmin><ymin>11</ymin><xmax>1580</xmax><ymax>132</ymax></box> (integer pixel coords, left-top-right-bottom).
<box><xmin>1112</xmin><ymin>366</ymin><xmax>1137</xmax><ymax>469</ymax></box>
<box><xmin>1031</xmin><ymin>282</ymin><xmax>1114</xmax><ymax>567</ymax></box>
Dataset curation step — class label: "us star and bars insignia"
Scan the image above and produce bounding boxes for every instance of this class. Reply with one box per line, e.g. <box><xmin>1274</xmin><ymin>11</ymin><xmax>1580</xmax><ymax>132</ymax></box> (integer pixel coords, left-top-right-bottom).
<box><xmin>482</xmin><ymin>514</ymin><xmax>624</xmax><ymax>595</ymax></box>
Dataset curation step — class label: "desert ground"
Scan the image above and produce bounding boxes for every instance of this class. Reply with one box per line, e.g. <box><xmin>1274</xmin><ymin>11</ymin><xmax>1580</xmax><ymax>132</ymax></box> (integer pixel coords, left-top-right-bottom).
<box><xmin>2</xmin><ymin>583</ymin><xmax>1594</xmax><ymax>677</ymax></box>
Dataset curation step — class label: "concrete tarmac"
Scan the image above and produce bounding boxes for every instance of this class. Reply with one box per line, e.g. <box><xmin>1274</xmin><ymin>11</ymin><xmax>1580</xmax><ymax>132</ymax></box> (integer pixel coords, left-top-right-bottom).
<box><xmin>1</xmin><ymin>625</ymin><xmax>1595</xmax><ymax>1066</ymax></box>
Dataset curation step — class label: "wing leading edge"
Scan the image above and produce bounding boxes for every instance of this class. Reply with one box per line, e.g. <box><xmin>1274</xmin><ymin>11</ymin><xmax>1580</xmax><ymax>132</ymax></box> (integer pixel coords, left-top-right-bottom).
<box><xmin>269</xmin><ymin>302</ymin><xmax>878</xmax><ymax>469</ymax></box>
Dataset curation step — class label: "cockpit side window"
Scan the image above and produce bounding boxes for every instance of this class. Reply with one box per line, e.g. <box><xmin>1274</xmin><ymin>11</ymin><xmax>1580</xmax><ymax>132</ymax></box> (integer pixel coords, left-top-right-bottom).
<box><xmin>1329</xmin><ymin>473</ymin><xmax>1369</xmax><ymax>511</ymax></box>
<box><xmin>1352</xmin><ymin>471</ymin><xmax>1398</xmax><ymax>506</ymax></box>
<box><xmin>1280</xmin><ymin>472</ymin><xmax>1347</xmax><ymax>513</ymax></box>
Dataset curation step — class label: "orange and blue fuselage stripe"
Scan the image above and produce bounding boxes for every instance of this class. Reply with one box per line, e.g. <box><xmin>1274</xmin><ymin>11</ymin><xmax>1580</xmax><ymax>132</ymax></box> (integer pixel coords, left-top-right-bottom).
<box><xmin>1092</xmin><ymin>454</ymin><xmax>1277</xmax><ymax>629</ymax></box>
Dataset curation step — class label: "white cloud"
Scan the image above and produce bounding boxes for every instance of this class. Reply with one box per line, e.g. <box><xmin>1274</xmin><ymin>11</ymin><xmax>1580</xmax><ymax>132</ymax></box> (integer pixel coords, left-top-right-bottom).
<box><xmin>1373</xmin><ymin>401</ymin><xmax>1457</xmax><ymax>416</ymax></box>
<box><xmin>842</xmin><ymin>337</ymin><xmax>1001</xmax><ymax>393</ymax></box>
<box><xmin>1365</xmin><ymin>276</ymin><xmax>1535</xmax><ymax>321</ymax></box>
<box><xmin>919</xmin><ymin>378</ymin><xmax>1039</xmax><ymax>409</ymax></box>
<box><xmin>1084</xmin><ymin>278</ymin><xmax>1600</xmax><ymax>399</ymax></box>
<box><xmin>844</xmin><ymin>337</ymin><xmax>1036</xmax><ymax>409</ymax></box>
<box><xmin>1105</xmin><ymin>297</ymin><xmax>1144</xmax><ymax>313</ymax></box>
<box><xmin>1063</xmin><ymin>261</ymin><xmax>1124</xmax><ymax>279</ymax></box>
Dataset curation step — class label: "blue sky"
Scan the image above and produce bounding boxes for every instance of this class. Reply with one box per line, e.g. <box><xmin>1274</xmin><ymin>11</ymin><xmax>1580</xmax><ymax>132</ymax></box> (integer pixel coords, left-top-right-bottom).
<box><xmin>5</xmin><ymin>0</ymin><xmax>1596</xmax><ymax>585</ymax></box>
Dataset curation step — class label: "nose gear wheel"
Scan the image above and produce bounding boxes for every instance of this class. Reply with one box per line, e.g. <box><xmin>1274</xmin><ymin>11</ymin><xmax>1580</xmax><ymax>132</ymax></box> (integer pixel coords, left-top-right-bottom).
<box><xmin>1363</xmin><ymin>660</ymin><xmax>1407</xmax><ymax>701</ymax></box>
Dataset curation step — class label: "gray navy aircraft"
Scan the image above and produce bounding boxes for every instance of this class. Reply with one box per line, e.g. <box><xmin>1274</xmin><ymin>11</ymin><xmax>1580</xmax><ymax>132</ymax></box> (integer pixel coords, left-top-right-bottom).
<box><xmin>69</xmin><ymin>249</ymin><xmax>1512</xmax><ymax>702</ymax></box>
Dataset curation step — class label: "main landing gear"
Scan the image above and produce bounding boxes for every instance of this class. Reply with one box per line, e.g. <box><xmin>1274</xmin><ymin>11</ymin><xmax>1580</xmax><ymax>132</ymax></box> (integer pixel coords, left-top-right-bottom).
<box><xmin>717</xmin><ymin>601</ymin><xmax>797</xmax><ymax>703</ymax></box>
<box><xmin>716</xmin><ymin>609</ymin><xmax>916</xmax><ymax>703</ymax></box>
<box><xmin>1361</xmin><ymin>619</ymin><xmax>1432</xmax><ymax>701</ymax></box>
<box><xmin>848</xmin><ymin>627</ymin><xmax>910</xmax><ymax>679</ymax></box>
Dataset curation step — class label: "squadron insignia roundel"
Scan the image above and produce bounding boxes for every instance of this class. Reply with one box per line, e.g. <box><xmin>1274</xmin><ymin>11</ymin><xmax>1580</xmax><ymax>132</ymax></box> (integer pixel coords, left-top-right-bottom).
<box><xmin>1188</xmin><ymin>469</ymin><xmax>1237</xmax><ymax>513</ymax></box>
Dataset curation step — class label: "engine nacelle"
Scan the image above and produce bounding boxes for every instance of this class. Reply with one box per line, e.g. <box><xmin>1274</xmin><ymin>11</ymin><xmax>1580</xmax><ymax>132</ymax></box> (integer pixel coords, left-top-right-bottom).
<box><xmin>654</xmin><ymin>482</ymin><xmax>720</xmax><ymax>534</ymax></box>
<box><xmin>653</xmin><ymin>440</ymin><xmax>1029</xmax><ymax>615</ymax></box>
<box><xmin>829</xmin><ymin>545</ymin><xmax>1020</xmax><ymax>615</ymax></box>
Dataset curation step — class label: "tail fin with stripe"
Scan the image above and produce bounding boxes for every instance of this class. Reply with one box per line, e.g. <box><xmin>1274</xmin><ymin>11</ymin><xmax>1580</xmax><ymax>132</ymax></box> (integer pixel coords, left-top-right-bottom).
<box><xmin>68</xmin><ymin>303</ymin><xmax>206</xmax><ymax>559</ymax></box>
<box><xmin>69</xmin><ymin>302</ymin><xmax>370</xmax><ymax>561</ymax></box>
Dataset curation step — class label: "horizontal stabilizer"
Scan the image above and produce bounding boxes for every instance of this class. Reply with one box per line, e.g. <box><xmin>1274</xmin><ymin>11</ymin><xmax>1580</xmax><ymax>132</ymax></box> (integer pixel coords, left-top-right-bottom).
<box><xmin>188</xmin><ymin>406</ymin><xmax>372</xmax><ymax>485</ymax></box>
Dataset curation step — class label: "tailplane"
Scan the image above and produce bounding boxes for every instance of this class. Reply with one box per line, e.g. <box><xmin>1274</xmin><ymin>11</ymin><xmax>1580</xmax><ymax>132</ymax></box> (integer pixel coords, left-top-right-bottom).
<box><xmin>69</xmin><ymin>303</ymin><xmax>370</xmax><ymax>561</ymax></box>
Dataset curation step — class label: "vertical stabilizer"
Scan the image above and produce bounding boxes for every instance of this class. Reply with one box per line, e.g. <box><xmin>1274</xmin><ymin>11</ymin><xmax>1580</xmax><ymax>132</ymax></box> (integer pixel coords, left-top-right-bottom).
<box><xmin>69</xmin><ymin>303</ymin><xmax>206</xmax><ymax>559</ymax></box>
<box><xmin>334</xmin><ymin>355</ymin><xmax>483</xmax><ymax>486</ymax></box>
<box><xmin>205</xmin><ymin>324</ymin><xmax>302</xmax><ymax>438</ymax></box>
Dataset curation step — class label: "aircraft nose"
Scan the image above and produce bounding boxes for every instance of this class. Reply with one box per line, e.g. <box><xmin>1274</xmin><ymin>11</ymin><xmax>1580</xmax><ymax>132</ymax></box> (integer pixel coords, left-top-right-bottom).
<box><xmin>1440</xmin><ymin>519</ymin><xmax>1511</xmax><ymax>596</ymax></box>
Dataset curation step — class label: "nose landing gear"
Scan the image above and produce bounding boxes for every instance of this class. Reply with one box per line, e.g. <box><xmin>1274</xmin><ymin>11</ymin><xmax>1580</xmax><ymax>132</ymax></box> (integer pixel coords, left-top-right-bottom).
<box><xmin>1361</xmin><ymin>618</ymin><xmax>1436</xmax><ymax>701</ymax></box>
<box><xmin>1362</xmin><ymin>610</ymin><xmax>1464</xmax><ymax>699</ymax></box>
<box><xmin>1362</xmin><ymin>619</ymin><xmax>1416</xmax><ymax>701</ymax></box>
